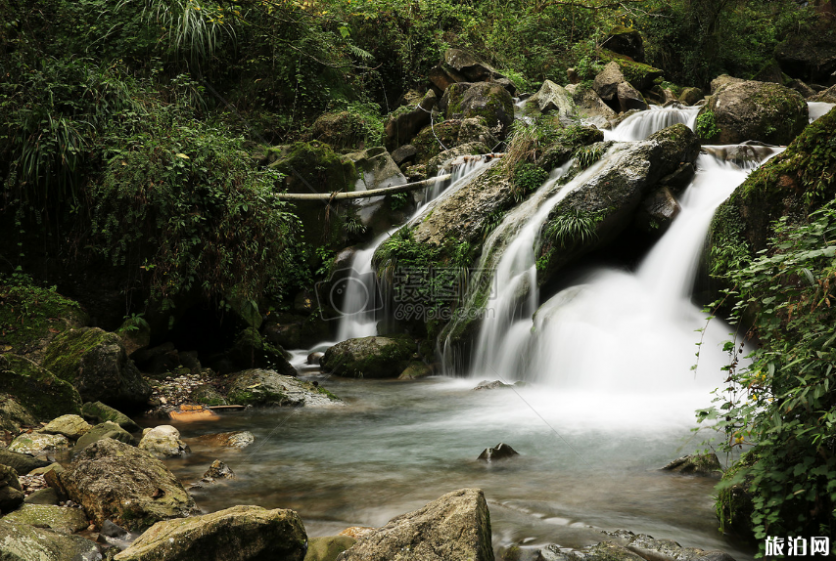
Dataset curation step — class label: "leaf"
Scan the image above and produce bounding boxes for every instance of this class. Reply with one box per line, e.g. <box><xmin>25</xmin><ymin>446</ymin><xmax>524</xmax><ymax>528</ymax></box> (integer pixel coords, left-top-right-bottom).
<box><xmin>175</xmin><ymin>153</ymin><xmax>190</xmax><ymax>159</ymax></box>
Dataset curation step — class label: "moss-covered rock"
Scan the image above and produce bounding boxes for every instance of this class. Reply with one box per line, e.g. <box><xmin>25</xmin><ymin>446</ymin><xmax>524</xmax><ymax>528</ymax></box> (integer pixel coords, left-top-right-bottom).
<box><xmin>305</xmin><ymin>536</ymin><xmax>356</xmax><ymax>561</ymax></box>
<box><xmin>701</xmin><ymin>79</ymin><xmax>808</xmax><ymax>145</ymax></box>
<box><xmin>74</xmin><ymin>421</ymin><xmax>136</xmax><ymax>453</ymax></box>
<box><xmin>309</xmin><ymin>111</ymin><xmax>381</xmax><ymax>151</ymax></box>
<box><xmin>459</xmin><ymin>83</ymin><xmax>515</xmax><ymax>138</ymax></box>
<box><xmin>81</xmin><ymin>401</ymin><xmax>141</xmax><ymax>433</ymax></box>
<box><xmin>603</xmin><ymin>26</ymin><xmax>645</xmax><ymax>62</ymax></box>
<box><xmin>0</xmin><ymin>284</ymin><xmax>88</xmax><ymax>361</ymax></box>
<box><xmin>43</xmin><ymin>327</ymin><xmax>151</xmax><ymax>411</ymax></box>
<box><xmin>398</xmin><ymin>361</ymin><xmax>434</xmax><ymax>380</ymax></box>
<box><xmin>0</xmin><ymin>520</ymin><xmax>100</xmax><ymax>561</ymax></box>
<box><xmin>428</xmin><ymin>49</ymin><xmax>507</xmax><ymax>91</ymax></box>
<box><xmin>0</xmin><ymin>353</ymin><xmax>82</xmax><ymax>420</ymax></box>
<box><xmin>190</xmin><ymin>384</ymin><xmax>228</xmax><ymax>406</ymax></box>
<box><xmin>524</xmin><ymin>80</ymin><xmax>576</xmax><ymax>118</ymax></box>
<box><xmin>413</xmin><ymin>120</ymin><xmax>467</xmax><ymax>164</ymax></box>
<box><xmin>227</xmin><ymin>369</ymin><xmax>340</xmax><ymax>406</ymax></box>
<box><xmin>113</xmin><ymin>505</ymin><xmax>308</xmax><ymax>561</ymax></box>
<box><xmin>385</xmin><ymin>90</ymin><xmax>436</xmax><ymax>151</ymax></box>
<box><xmin>228</xmin><ymin>327</ymin><xmax>297</xmax><ymax>377</ymax></box>
<box><xmin>8</xmin><ymin>433</ymin><xmax>70</xmax><ymax>457</ymax></box>
<box><xmin>1</xmin><ymin>504</ymin><xmax>88</xmax><ymax>534</ymax></box>
<box><xmin>599</xmin><ymin>50</ymin><xmax>664</xmax><ymax>91</ymax></box>
<box><xmin>270</xmin><ymin>141</ymin><xmax>356</xmax><ymax>193</ymax></box>
<box><xmin>59</xmin><ymin>439</ymin><xmax>197</xmax><ymax>530</ymax></box>
<box><xmin>321</xmin><ymin>335</ymin><xmax>416</xmax><ymax>379</ymax></box>
<box><xmin>661</xmin><ymin>453</ymin><xmax>722</xmax><ymax>477</ymax></box>
<box><xmin>39</xmin><ymin>414</ymin><xmax>91</xmax><ymax>439</ymax></box>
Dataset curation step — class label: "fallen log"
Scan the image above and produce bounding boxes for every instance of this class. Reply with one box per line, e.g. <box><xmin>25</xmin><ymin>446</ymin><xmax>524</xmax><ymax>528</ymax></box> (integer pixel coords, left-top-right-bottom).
<box><xmin>275</xmin><ymin>174</ymin><xmax>451</xmax><ymax>201</ymax></box>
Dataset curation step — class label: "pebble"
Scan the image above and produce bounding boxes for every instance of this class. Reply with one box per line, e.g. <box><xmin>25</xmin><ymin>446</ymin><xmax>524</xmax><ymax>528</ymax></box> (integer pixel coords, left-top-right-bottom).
<box><xmin>149</xmin><ymin>372</ymin><xmax>213</xmax><ymax>407</ymax></box>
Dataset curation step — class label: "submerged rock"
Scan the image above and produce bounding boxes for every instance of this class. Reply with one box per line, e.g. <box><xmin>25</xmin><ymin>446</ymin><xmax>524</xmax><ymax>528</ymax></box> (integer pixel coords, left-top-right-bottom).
<box><xmin>398</xmin><ymin>361</ymin><xmax>433</xmax><ymax>380</ymax></box>
<box><xmin>307</xmin><ymin>536</ymin><xmax>356</xmax><ymax>561</ymax></box>
<box><xmin>473</xmin><ymin>380</ymin><xmax>512</xmax><ymax>390</ymax></box>
<box><xmin>139</xmin><ymin>425</ymin><xmax>190</xmax><ymax>459</ymax></box>
<box><xmin>661</xmin><ymin>453</ymin><xmax>722</xmax><ymax>477</ymax></box>
<box><xmin>113</xmin><ymin>505</ymin><xmax>307</xmax><ymax>561</ymax></box>
<box><xmin>43</xmin><ymin>327</ymin><xmax>152</xmax><ymax>411</ymax></box>
<box><xmin>478</xmin><ymin>443</ymin><xmax>519</xmax><ymax>462</ymax></box>
<box><xmin>203</xmin><ymin>460</ymin><xmax>236</xmax><ymax>481</ymax></box>
<box><xmin>336</xmin><ymin>488</ymin><xmax>493</xmax><ymax>561</ymax></box>
<box><xmin>0</xmin><ymin>521</ymin><xmax>100</xmax><ymax>561</ymax></box>
<box><xmin>59</xmin><ymin>439</ymin><xmax>197</xmax><ymax>530</ymax></box>
<box><xmin>227</xmin><ymin>369</ymin><xmax>340</xmax><ymax>406</ymax></box>
<box><xmin>321</xmin><ymin>336</ymin><xmax>415</xmax><ymax>379</ymax></box>
<box><xmin>192</xmin><ymin>431</ymin><xmax>255</xmax><ymax>449</ymax></box>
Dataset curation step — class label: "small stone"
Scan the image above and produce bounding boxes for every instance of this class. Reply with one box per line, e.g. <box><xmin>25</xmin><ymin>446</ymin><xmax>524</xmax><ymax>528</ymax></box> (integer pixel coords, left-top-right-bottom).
<box><xmin>202</xmin><ymin>460</ymin><xmax>236</xmax><ymax>481</ymax></box>
<box><xmin>138</xmin><ymin>425</ymin><xmax>190</xmax><ymax>459</ymax></box>
<box><xmin>474</xmin><ymin>380</ymin><xmax>512</xmax><ymax>390</ymax></box>
<box><xmin>478</xmin><ymin>443</ymin><xmax>519</xmax><ymax>462</ymax></box>
<box><xmin>39</xmin><ymin>414</ymin><xmax>92</xmax><ymax>440</ymax></box>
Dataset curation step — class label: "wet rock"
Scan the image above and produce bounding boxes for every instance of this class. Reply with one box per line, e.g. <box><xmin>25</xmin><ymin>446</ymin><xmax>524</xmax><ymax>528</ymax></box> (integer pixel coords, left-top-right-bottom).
<box><xmin>787</xmin><ymin>78</ymin><xmax>817</xmax><ymax>99</ymax></box>
<box><xmin>59</xmin><ymin>439</ymin><xmax>197</xmax><ymax>530</ymax></box>
<box><xmin>192</xmin><ymin>431</ymin><xmax>255</xmax><ymax>449</ymax></box>
<box><xmin>391</xmin><ymin>144</ymin><xmax>417</xmax><ymax>166</ymax></box>
<box><xmin>526</xmin><ymin>80</ymin><xmax>576</xmax><ymax>118</ymax></box>
<box><xmin>604</xmin><ymin>26</ymin><xmax>644</xmax><ymax>62</ymax></box>
<box><xmin>0</xmin><ymin>354</ymin><xmax>83</xmax><ymax>421</ymax></box>
<box><xmin>536</xmin><ymin>545</ymin><xmax>581</xmax><ymax>561</ymax></box>
<box><xmin>81</xmin><ymin>401</ymin><xmax>141</xmax><ymax>433</ymax></box>
<box><xmin>321</xmin><ymin>336</ymin><xmax>415</xmax><ymax>379</ymax></box>
<box><xmin>398</xmin><ymin>361</ymin><xmax>433</xmax><ymax>380</ymax></box>
<box><xmin>385</xmin><ymin>90</ymin><xmax>437</xmax><ymax>151</ymax></box>
<box><xmin>625</xmin><ymin>534</ymin><xmax>717</xmax><ymax>561</ymax></box>
<box><xmin>113</xmin><ymin>505</ymin><xmax>307</xmax><ymax>561</ymax></box>
<box><xmin>336</xmin><ymin>488</ymin><xmax>493</xmax><ymax>561</ymax></box>
<box><xmin>346</xmin><ymin>146</ymin><xmax>407</xmax><ymax>191</ymax></box>
<box><xmin>661</xmin><ymin>453</ymin><xmax>722</xmax><ymax>477</ymax></box>
<box><xmin>1</xmin><ymin>504</ymin><xmax>88</xmax><ymax>533</ymax></box>
<box><xmin>190</xmin><ymin>384</ymin><xmax>228</xmax><ymax>407</ymax></box>
<box><xmin>812</xmin><ymin>84</ymin><xmax>836</xmax><ymax>103</ymax></box>
<box><xmin>39</xmin><ymin>414</ymin><xmax>92</xmax><ymax>440</ymax></box>
<box><xmin>588</xmin><ymin>542</ymin><xmax>644</xmax><ymax>561</ymax></box>
<box><xmin>43</xmin><ymin>328</ymin><xmax>152</xmax><ymax>411</ymax></box>
<box><xmin>307</xmin><ymin>536</ymin><xmax>356</xmax><ymax>561</ymax></box>
<box><xmin>459</xmin><ymin>82</ymin><xmax>515</xmax><ymax>138</ymax></box>
<box><xmin>616</xmin><ymin>81</ymin><xmax>647</xmax><ymax>112</ymax></box>
<box><xmin>203</xmin><ymin>460</ymin><xmax>235</xmax><ymax>481</ymax></box>
<box><xmin>0</xmin><ymin>448</ymin><xmax>49</xmax><ymax>474</ymax></box>
<box><xmin>227</xmin><ymin>369</ymin><xmax>340</xmax><ymax>406</ymax></box>
<box><xmin>568</xmin><ymin>85</ymin><xmax>618</xmax><ymax>125</ymax></box>
<box><xmin>307</xmin><ymin>352</ymin><xmax>325</xmax><ymax>365</ymax></box>
<box><xmin>74</xmin><ymin>421</ymin><xmax>135</xmax><ymax>453</ymax></box>
<box><xmin>702</xmin><ymin>79</ymin><xmax>808</xmax><ymax>145</ymax></box>
<box><xmin>478</xmin><ymin>443</ymin><xmax>519</xmax><ymax>462</ymax></box>
<box><xmin>24</xmin><ymin>487</ymin><xmax>59</xmax><ymax>505</ymax></box>
<box><xmin>9</xmin><ymin>433</ymin><xmax>70</xmax><ymax>457</ymax></box>
<box><xmin>425</xmin><ymin>143</ymin><xmax>491</xmax><ymax>177</ymax></box>
<box><xmin>139</xmin><ymin>425</ymin><xmax>190</xmax><ymax>459</ymax></box>
<box><xmin>474</xmin><ymin>380</ymin><xmax>513</xmax><ymax>390</ymax></box>
<box><xmin>634</xmin><ymin>186</ymin><xmax>681</xmax><ymax>234</ymax></box>
<box><xmin>0</xmin><ymin>520</ymin><xmax>100</xmax><ymax>560</ymax></box>
<box><xmin>0</xmin><ymin>464</ymin><xmax>24</xmax><ymax>513</ymax></box>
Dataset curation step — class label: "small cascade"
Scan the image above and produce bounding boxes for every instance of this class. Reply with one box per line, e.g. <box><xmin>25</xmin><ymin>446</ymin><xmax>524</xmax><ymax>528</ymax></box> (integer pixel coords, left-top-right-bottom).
<box><xmin>605</xmin><ymin>104</ymin><xmax>700</xmax><ymax>142</ymax></box>
<box><xmin>333</xmin><ymin>156</ymin><xmax>491</xmax><ymax>341</ymax></box>
<box><xmin>809</xmin><ymin>101</ymin><xmax>836</xmax><ymax>123</ymax></box>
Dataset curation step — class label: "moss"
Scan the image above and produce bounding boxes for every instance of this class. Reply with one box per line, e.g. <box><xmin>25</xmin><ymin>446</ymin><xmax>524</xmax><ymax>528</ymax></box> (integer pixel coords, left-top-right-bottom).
<box><xmin>42</xmin><ymin>328</ymin><xmax>115</xmax><ymax>385</ymax></box>
<box><xmin>695</xmin><ymin>110</ymin><xmax>721</xmax><ymax>141</ymax></box>
<box><xmin>599</xmin><ymin>50</ymin><xmax>664</xmax><ymax>90</ymax></box>
<box><xmin>270</xmin><ymin>141</ymin><xmax>356</xmax><ymax>193</ymax></box>
<box><xmin>413</xmin><ymin>120</ymin><xmax>463</xmax><ymax>164</ymax></box>
<box><xmin>444</xmin><ymin>83</ymin><xmax>472</xmax><ymax>117</ymax></box>
<box><xmin>0</xmin><ymin>284</ymin><xmax>87</xmax><ymax>355</ymax></box>
<box><xmin>0</xmin><ymin>353</ymin><xmax>82</xmax><ymax>420</ymax></box>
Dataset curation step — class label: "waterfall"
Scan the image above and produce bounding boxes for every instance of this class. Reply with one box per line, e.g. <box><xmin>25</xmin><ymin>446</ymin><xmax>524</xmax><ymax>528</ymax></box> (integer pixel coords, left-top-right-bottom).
<box><xmin>605</xmin><ymin>105</ymin><xmax>700</xmax><ymax>142</ymax></box>
<box><xmin>808</xmin><ymin>101</ymin><xmax>835</xmax><ymax>123</ymax></box>
<box><xmin>334</xmin><ymin>156</ymin><xmax>491</xmax><ymax>341</ymax></box>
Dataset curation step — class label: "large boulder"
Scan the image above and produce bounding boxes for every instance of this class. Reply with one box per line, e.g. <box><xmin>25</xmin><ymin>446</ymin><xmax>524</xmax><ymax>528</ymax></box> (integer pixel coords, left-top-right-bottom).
<box><xmin>139</xmin><ymin>425</ymin><xmax>190</xmax><ymax>459</ymax></box>
<box><xmin>525</xmin><ymin>80</ymin><xmax>576</xmax><ymax>118</ymax></box>
<box><xmin>603</xmin><ymin>26</ymin><xmax>645</xmax><ymax>62</ymax></box>
<box><xmin>429</xmin><ymin>49</ymin><xmax>507</xmax><ymax>92</ymax></box>
<box><xmin>593</xmin><ymin>61</ymin><xmax>626</xmax><ymax>103</ymax></box>
<box><xmin>42</xmin><ymin>328</ymin><xmax>152</xmax><ymax>411</ymax></box>
<box><xmin>114</xmin><ymin>505</ymin><xmax>308</xmax><ymax>561</ymax></box>
<box><xmin>1</xmin><ymin>504</ymin><xmax>89</xmax><ymax>533</ymax></box>
<box><xmin>616</xmin><ymin>81</ymin><xmax>647</xmax><ymax>112</ymax></box>
<box><xmin>812</xmin><ymin>84</ymin><xmax>836</xmax><ymax>103</ymax></box>
<box><xmin>412</xmin><ymin>119</ymin><xmax>493</xmax><ymax>165</ymax></box>
<box><xmin>701</xmin><ymin>79</ymin><xmax>808</xmax><ymax>145</ymax></box>
<box><xmin>634</xmin><ymin>186</ymin><xmax>681</xmax><ymax>234</ymax></box>
<box><xmin>336</xmin><ymin>488</ymin><xmax>493</xmax><ymax>561</ymax></box>
<box><xmin>774</xmin><ymin>30</ymin><xmax>836</xmax><ymax>85</ymax></box>
<box><xmin>457</xmin><ymin>83</ymin><xmax>514</xmax><ymax>138</ymax></box>
<box><xmin>0</xmin><ymin>520</ymin><xmax>100</xmax><ymax>561</ymax></box>
<box><xmin>0</xmin><ymin>464</ymin><xmax>24</xmax><ymax>513</ymax></box>
<box><xmin>0</xmin><ymin>354</ymin><xmax>82</xmax><ymax>421</ymax></box>
<box><xmin>600</xmin><ymin>52</ymin><xmax>664</xmax><ymax>91</ymax></box>
<box><xmin>385</xmin><ymin>91</ymin><xmax>437</xmax><ymax>151</ymax></box>
<box><xmin>81</xmin><ymin>401</ymin><xmax>141</xmax><ymax>433</ymax></box>
<box><xmin>59</xmin><ymin>438</ymin><xmax>197</xmax><ymax>530</ymax></box>
<box><xmin>567</xmin><ymin>84</ymin><xmax>618</xmax><ymax>124</ymax></box>
<box><xmin>320</xmin><ymin>336</ymin><xmax>416</xmax><ymax>379</ymax></box>
<box><xmin>227</xmin><ymin>369</ymin><xmax>340</xmax><ymax>407</ymax></box>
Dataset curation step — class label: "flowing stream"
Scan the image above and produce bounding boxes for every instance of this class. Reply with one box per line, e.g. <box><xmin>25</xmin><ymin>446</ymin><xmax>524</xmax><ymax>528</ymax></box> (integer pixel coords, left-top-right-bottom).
<box><xmin>158</xmin><ymin>105</ymin><xmax>833</xmax><ymax>561</ymax></box>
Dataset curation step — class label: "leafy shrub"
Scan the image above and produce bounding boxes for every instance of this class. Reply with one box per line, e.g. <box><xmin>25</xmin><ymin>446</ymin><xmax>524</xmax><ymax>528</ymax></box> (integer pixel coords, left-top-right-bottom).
<box><xmin>695</xmin><ymin>110</ymin><xmax>721</xmax><ymax>141</ymax></box>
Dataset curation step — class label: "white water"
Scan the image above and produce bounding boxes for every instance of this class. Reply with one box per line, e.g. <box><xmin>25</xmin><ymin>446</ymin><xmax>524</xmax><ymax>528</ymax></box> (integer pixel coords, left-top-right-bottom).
<box><xmin>334</xmin><ymin>156</ymin><xmax>490</xmax><ymax>341</ymax></box>
<box><xmin>605</xmin><ymin>104</ymin><xmax>700</xmax><ymax>141</ymax></box>
<box><xmin>808</xmin><ymin>101</ymin><xmax>835</xmax><ymax>123</ymax></box>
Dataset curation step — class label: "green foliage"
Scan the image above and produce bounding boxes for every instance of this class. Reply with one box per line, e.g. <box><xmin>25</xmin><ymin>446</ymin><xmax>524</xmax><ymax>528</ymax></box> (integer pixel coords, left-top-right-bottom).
<box><xmin>695</xmin><ymin>110</ymin><xmax>721</xmax><ymax>141</ymax></box>
<box><xmin>699</xmin><ymin>200</ymin><xmax>836</xmax><ymax>549</ymax></box>
<box><xmin>505</xmin><ymin>118</ymin><xmax>563</xmax><ymax>169</ymax></box>
<box><xmin>388</xmin><ymin>192</ymin><xmax>411</xmax><ymax>211</ymax></box>
<box><xmin>574</xmin><ymin>143</ymin><xmax>605</xmax><ymax>169</ymax></box>
<box><xmin>512</xmin><ymin>163</ymin><xmax>549</xmax><ymax>202</ymax></box>
<box><xmin>545</xmin><ymin>208</ymin><xmax>606</xmax><ymax>249</ymax></box>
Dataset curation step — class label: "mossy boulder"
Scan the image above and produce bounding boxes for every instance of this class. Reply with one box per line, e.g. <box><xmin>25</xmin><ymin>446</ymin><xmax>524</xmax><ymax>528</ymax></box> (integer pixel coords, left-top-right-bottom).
<box><xmin>599</xmin><ymin>51</ymin><xmax>664</xmax><ymax>91</ymax></box>
<box><xmin>0</xmin><ymin>284</ymin><xmax>88</xmax><ymax>361</ymax></box>
<box><xmin>270</xmin><ymin>141</ymin><xmax>356</xmax><ymax>194</ymax></box>
<box><xmin>59</xmin><ymin>438</ymin><xmax>197</xmax><ymax>530</ymax></box>
<box><xmin>81</xmin><ymin>401</ymin><xmax>141</xmax><ymax>433</ymax></box>
<box><xmin>428</xmin><ymin>49</ymin><xmax>506</xmax><ymax>91</ymax></box>
<box><xmin>524</xmin><ymin>80</ymin><xmax>576</xmax><ymax>118</ymax></box>
<box><xmin>603</xmin><ymin>26</ymin><xmax>645</xmax><ymax>62</ymax></box>
<box><xmin>0</xmin><ymin>520</ymin><xmax>100</xmax><ymax>561</ymax></box>
<box><xmin>1</xmin><ymin>504</ymin><xmax>88</xmax><ymax>534</ymax></box>
<box><xmin>321</xmin><ymin>335</ymin><xmax>416</xmax><ymax>379</ymax></box>
<box><xmin>413</xmin><ymin>120</ymin><xmax>467</xmax><ymax>164</ymax></box>
<box><xmin>306</xmin><ymin>536</ymin><xmax>356</xmax><ymax>561</ymax></box>
<box><xmin>39</xmin><ymin>414</ymin><xmax>91</xmax><ymax>440</ymax></box>
<box><xmin>227</xmin><ymin>369</ymin><xmax>340</xmax><ymax>406</ymax></box>
<box><xmin>190</xmin><ymin>384</ymin><xmax>228</xmax><ymax>407</ymax></box>
<box><xmin>701</xmin><ymin>79</ymin><xmax>808</xmax><ymax>145</ymax></box>
<box><xmin>458</xmin><ymin>83</ymin><xmax>514</xmax><ymax>138</ymax></box>
<box><xmin>0</xmin><ymin>354</ymin><xmax>82</xmax><ymax>421</ymax></box>
<box><xmin>114</xmin><ymin>505</ymin><xmax>308</xmax><ymax>561</ymax></box>
<box><xmin>309</xmin><ymin>111</ymin><xmax>379</xmax><ymax>151</ymax></box>
<box><xmin>398</xmin><ymin>361</ymin><xmax>433</xmax><ymax>380</ymax></box>
<box><xmin>43</xmin><ymin>327</ymin><xmax>152</xmax><ymax>411</ymax></box>
<box><xmin>385</xmin><ymin>90</ymin><xmax>436</xmax><ymax>151</ymax></box>
<box><xmin>74</xmin><ymin>421</ymin><xmax>136</xmax><ymax>453</ymax></box>
<box><xmin>228</xmin><ymin>327</ymin><xmax>297</xmax><ymax>377</ymax></box>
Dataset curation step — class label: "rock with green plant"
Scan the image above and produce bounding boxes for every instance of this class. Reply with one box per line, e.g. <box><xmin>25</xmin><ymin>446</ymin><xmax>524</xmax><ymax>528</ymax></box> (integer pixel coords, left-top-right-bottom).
<box><xmin>113</xmin><ymin>505</ymin><xmax>308</xmax><ymax>561</ymax></box>
<box><xmin>524</xmin><ymin>80</ymin><xmax>577</xmax><ymax>119</ymax></box>
<box><xmin>0</xmin><ymin>354</ymin><xmax>83</xmax><ymax>422</ymax></box>
<box><xmin>59</xmin><ymin>438</ymin><xmax>197</xmax><ymax>530</ymax></box>
<box><xmin>457</xmin><ymin>83</ymin><xmax>515</xmax><ymax>138</ymax></box>
<box><xmin>42</xmin><ymin>327</ymin><xmax>151</xmax><ymax>412</ymax></box>
<box><xmin>599</xmin><ymin>51</ymin><xmax>664</xmax><ymax>92</ymax></box>
<box><xmin>81</xmin><ymin>401</ymin><xmax>141</xmax><ymax>433</ymax></box>
<box><xmin>74</xmin><ymin>421</ymin><xmax>136</xmax><ymax>453</ymax></box>
<box><xmin>699</xmin><ymin>79</ymin><xmax>807</xmax><ymax>144</ymax></box>
<box><xmin>308</xmin><ymin>108</ymin><xmax>385</xmax><ymax>151</ymax></box>
<box><xmin>115</xmin><ymin>315</ymin><xmax>152</xmax><ymax>357</ymax></box>
<box><xmin>226</xmin><ymin>369</ymin><xmax>340</xmax><ymax>406</ymax></box>
<box><xmin>0</xmin><ymin>520</ymin><xmax>101</xmax><ymax>561</ymax></box>
<box><xmin>604</xmin><ymin>26</ymin><xmax>645</xmax><ymax>63</ymax></box>
<box><xmin>336</xmin><ymin>488</ymin><xmax>493</xmax><ymax>561</ymax></box>
<box><xmin>321</xmin><ymin>336</ymin><xmax>416</xmax><ymax>379</ymax></box>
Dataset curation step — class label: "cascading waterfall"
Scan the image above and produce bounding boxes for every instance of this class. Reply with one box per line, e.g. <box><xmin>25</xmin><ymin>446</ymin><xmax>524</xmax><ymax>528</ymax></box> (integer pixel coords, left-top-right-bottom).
<box><xmin>333</xmin><ymin>156</ymin><xmax>492</xmax><ymax>342</ymax></box>
<box><xmin>808</xmin><ymin>101</ymin><xmax>835</xmax><ymax>123</ymax></box>
<box><xmin>604</xmin><ymin>104</ymin><xmax>700</xmax><ymax>141</ymax></box>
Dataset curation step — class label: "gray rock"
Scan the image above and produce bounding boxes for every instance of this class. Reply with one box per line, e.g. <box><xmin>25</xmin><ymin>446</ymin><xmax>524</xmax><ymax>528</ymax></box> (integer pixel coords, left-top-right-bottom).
<box><xmin>346</xmin><ymin>147</ymin><xmax>407</xmax><ymax>192</ymax></box>
<box><xmin>710</xmin><ymin>74</ymin><xmax>744</xmax><ymax>95</ymax></box>
<box><xmin>478</xmin><ymin>443</ymin><xmax>519</xmax><ymax>462</ymax></box>
<box><xmin>775</xmin><ymin>33</ymin><xmax>836</xmax><ymax>85</ymax></box>
<box><xmin>661</xmin><ymin>453</ymin><xmax>723</xmax><ymax>477</ymax></box>
<box><xmin>43</xmin><ymin>327</ymin><xmax>152</xmax><ymax>411</ymax></box>
<box><xmin>0</xmin><ymin>394</ymin><xmax>38</xmax><ymax>432</ymax></box>
<box><xmin>570</xmin><ymin>85</ymin><xmax>618</xmax><ymax>124</ymax></box>
<box><xmin>429</xmin><ymin>49</ymin><xmax>507</xmax><ymax>91</ymax></box>
<box><xmin>74</xmin><ymin>421</ymin><xmax>135</xmax><ymax>453</ymax></box>
<box><xmin>81</xmin><ymin>401</ymin><xmax>141</xmax><ymax>433</ymax></box>
<box><xmin>634</xmin><ymin>186</ymin><xmax>681</xmax><ymax>234</ymax></box>
<box><xmin>391</xmin><ymin>144</ymin><xmax>417</xmax><ymax>166</ymax></box>
<box><xmin>526</xmin><ymin>80</ymin><xmax>577</xmax><ymax>117</ymax></box>
<box><xmin>138</xmin><ymin>425</ymin><xmax>190</xmax><ymax>459</ymax></box>
<box><xmin>39</xmin><ymin>414</ymin><xmax>92</xmax><ymax>440</ymax></box>
<box><xmin>617</xmin><ymin>81</ymin><xmax>648</xmax><ymax>112</ymax></box>
<box><xmin>321</xmin><ymin>336</ymin><xmax>415</xmax><ymax>379</ymax></box>
<box><xmin>0</xmin><ymin>354</ymin><xmax>83</xmax><ymax>421</ymax></box>
<box><xmin>59</xmin><ymin>438</ymin><xmax>197</xmax><ymax>530</ymax></box>
<box><xmin>1</xmin><ymin>504</ymin><xmax>89</xmax><ymax>534</ymax></box>
<box><xmin>812</xmin><ymin>84</ymin><xmax>836</xmax><ymax>103</ymax></box>
<box><xmin>473</xmin><ymin>380</ymin><xmax>513</xmax><ymax>390</ymax></box>
<box><xmin>9</xmin><ymin>433</ymin><xmax>70</xmax><ymax>457</ymax></box>
<box><xmin>593</xmin><ymin>62</ymin><xmax>625</xmax><ymax>103</ymax></box>
<box><xmin>0</xmin><ymin>520</ymin><xmax>100</xmax><ymax>561</ymax></box>
<box><xmin>458</xmin><ymin>83</ymin><xmax>515</xmax><ymax>138</ymax></box>
<box><xmin>113</xmin><ymin>505</ymin><xmax>307</xmax><ymax>561</ymax></box>
<box><xmin>227</xmin><ymin>369</ymin><xmax>340</xmax><ymax>406</ymax></box>
<box><xmin>336</xmin><ymin>488</ymin><xmax>493</xmax><ymax>561</ymax></box>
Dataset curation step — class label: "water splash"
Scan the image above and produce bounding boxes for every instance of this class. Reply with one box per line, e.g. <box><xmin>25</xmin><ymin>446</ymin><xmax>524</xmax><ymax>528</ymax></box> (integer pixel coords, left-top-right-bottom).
<box><xmin>605</xmin><ymin>105</ymin><xmax>700</xmax><ymax>142</ymax></box>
